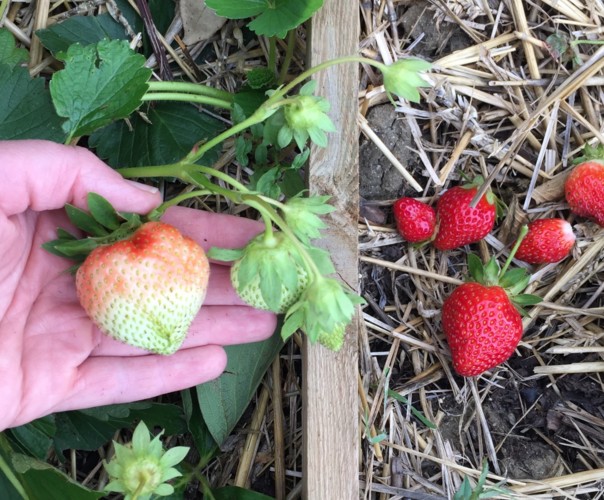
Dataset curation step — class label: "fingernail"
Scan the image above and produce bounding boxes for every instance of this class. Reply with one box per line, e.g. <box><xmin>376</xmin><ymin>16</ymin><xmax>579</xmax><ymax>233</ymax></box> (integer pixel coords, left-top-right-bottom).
<box><xmin>125</xmin><ymin>180</ymin><xmax>159</xmax><ymax>194</ymax></box>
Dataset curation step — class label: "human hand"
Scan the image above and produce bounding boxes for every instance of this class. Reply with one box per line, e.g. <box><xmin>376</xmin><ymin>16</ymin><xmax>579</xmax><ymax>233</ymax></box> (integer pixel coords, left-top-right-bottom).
<box><xmin>0</xmin><ymin>140</ymin><xmax>276</xmax><ymax>431</ymax></box>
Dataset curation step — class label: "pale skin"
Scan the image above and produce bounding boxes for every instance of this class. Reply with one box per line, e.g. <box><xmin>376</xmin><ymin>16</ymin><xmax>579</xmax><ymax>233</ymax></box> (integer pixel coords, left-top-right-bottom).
<box><xmin>0</xmin><ymin>140</ymin><xmax>277</xmax><ymax>431</ymax></box>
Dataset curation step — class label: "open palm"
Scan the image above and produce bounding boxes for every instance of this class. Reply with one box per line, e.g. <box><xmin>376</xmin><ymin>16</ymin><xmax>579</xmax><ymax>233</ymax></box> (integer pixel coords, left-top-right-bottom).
<box><xmin>0</xmin><ymin>141</ymin><xmax>276</xmax><ymax>430</ymax></box>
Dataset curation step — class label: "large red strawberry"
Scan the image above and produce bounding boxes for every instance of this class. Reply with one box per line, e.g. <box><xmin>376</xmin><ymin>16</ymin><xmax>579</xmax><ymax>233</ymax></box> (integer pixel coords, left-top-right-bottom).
<box><xmin>514</xmin><ymin>218</ymin><xmax>575</xmax><ymax>264</ymax></box>
<box><xmin>393</xmin><ymin>197</ymin><xmax>436</xmax><ymax>243</ymax></box>
<box><xmin>433</xmin><ymin>178</ymin><xmax>496</xmax><ymax>250</ymax></box>
<box><xmin>565</xmin><ymin>159</ymin><xmax>604</xmax><ymax>226</ymax></box>
<box><xmin>76</xmin><ymin>221</ymin><xmax>209</xmax><ymax>354</ymax></box>
<box><xmin>441</xmin><ymin>228</ymin><xmax>541</xmax><ymax>377</ymax></box>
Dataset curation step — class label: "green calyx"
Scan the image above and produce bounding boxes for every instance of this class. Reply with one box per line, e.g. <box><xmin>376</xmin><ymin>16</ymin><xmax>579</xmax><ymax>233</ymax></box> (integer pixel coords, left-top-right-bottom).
<box><xmin>282</xmin><ymin>276</ymin><xmax>365</xmax><ymax>347</ymax></box>
<box><xmin>466</xmin><ymin>225</ymin><xmax>542</xmax><ymax>312</ymax></box>
<box><xmin>280</xmin><ymin>81</ymin><xmax>336</xmax><ymax>149</ymax></box>
<box><xmin>573</xmin><ymin>143</ymin><xmax>604</xmax><ymax>164</ymax></box>
<box><xmin>43</xmin><ymin>192</ymin><xmax>145</xmax><ymax>270</ymax></box>
<box><xmin>381</xmin><ymin>58</ymin><xmax>432</xmax><ymax>103</ymax></box>
<box><xmin>104</xmin><ymin>421</ymin><xmax>189</xmax><ymax>500</ymax></box>
<box><xmin>281</xmin><ymin>194</ymin><xmax>335</xmax><ymax>244</ymax></box>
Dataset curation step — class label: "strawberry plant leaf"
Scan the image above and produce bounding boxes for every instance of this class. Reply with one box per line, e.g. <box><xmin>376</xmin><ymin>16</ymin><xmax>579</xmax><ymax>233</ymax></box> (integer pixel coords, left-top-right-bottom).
<box><xmin>89</xmin><ymin>102</ymin><xmax>225</xmax><ymax>168</ymax></box>
<box><xmin>306</xmin><ymin>246</ymin><xmax>336</xmax><ymax>275</ymax></box>
<box><xmin>512</xmin><ymin>294</ymin><xmax>542</xmax><ymax>306</ymax></box>
<box><xmin>196</xmin><ymin>331</ymin><xmax>283</xmax><ymax>445</ymax></box>
<box><xmin>0</xmin><ymin>64</ymin><xmax>65</xmax><ymax>141</ymax></box>
<box><xmin>466</xmin><ymin>254</ymin><xmax>484</xmax><ymax>282</ymax></box>
<box><xmin>53</xmin><ymin>238</ymin><xmax>99</xmax><ymax>257</ymax></box>
<box><xmin>56</xmin><ymin>228</ymin><xmax>78</xmax><ymax>240</ymax></box>
<box><xmin>207</xmin><ymin>247</ymin><xmax>245</xmax><ymax>262</ymax></box>
<box><xmin>65</xmin><ymin>205</ymin><xmax>109</xmax><ymax>236</ymax></box>
<box><xmin>247</xmin><ymin>67</ymin><xmax>276</xmax><ymax>89</ymax></box>
<box><xmin>50</xmin><ymin>39</ymin><xmax>151</xmax><ymax>140</ymax></box>
<box><xmin>0</xmin><ymin>29</ymin><xmax>28</xmax><ymax>66</ymax></box>
<box><xmin>36</xmin><ymin>13</ymin><xmax>128</xmax><ymax>54</ymax></box>
<box><xmin>86</xmin><ymin>193</ymin><xmax>122</xmax><ymax>231</ymax></box>
<box><xmin>207</xmin><ymin>0</ymin><xmax>324</xmax><ymax>38</ymax></box>
<box><xmin>498</xmin><ymin>268</ymin><xmax>529</xmax><ymax>289</ymax></box>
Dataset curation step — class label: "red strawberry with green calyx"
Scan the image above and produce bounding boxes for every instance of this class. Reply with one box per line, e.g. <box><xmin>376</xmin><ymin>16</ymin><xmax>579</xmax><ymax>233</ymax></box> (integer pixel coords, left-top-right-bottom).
<box><xmin>44</xmin><ymin>194</ymin><xmax>209</xmax><ymax>355</ymax></box>
<box><xmin>433</xmin><ymin>176</ymin><xmax>497</xmax><ymax>250</ymax></box>
<box><xmin>565</xmin><ymin>145</ymin><xmax>604</xmax><ymax>226</ymax></box>
<box><xmin>514</xmin><ymin>218</ymin><xmax>575</xmax><ymax>264</ymax></box>
<box><xmin>441</xmin><ymin>227</ymin><xmax>541</xmax><ymax>377</ymax></box>
<box><xmin>393</xmin><ymin>197</ymin><xmax>436</xmax><ymax>243</ymax></box>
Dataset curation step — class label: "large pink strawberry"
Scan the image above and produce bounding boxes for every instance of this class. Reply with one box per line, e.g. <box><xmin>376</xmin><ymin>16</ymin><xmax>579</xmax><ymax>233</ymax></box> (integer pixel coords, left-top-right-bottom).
<box><xmin>75</xmin><ymin>221</ymin><xmax>209</xmax><ymax>354</ymax></box>
<box><xmin>433</xmin><ymin>178</ymin><xmax>496</xmax><ymax>250</ymax></box>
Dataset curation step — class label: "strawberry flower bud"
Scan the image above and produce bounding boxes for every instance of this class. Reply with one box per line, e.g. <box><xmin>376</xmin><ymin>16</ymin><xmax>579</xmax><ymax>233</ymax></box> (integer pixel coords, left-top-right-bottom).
<box><xmin>104</xmin><ymin>421</ymin><xmax>189</xmax><ymax>499</ymax></box>
<box><xmin>381</xmin><ymin>58</ymin><xmax>432</xmax><ymax>103</ymax></box>
<box><xmin>282</xmin><ymin>277</ymin><xmax>364</xmax><ymax>348</ymax></box>
<box><xmin>281</xmin><ymin>195</ymin><xmax>335</xmax><ymax>244</ymax></box>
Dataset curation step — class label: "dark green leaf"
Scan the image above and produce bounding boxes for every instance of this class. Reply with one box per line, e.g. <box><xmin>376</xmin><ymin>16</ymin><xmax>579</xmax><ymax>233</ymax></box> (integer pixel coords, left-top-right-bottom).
<box><xmin>206</xmin><ymin>247</ymin><xmax>244</xmax><ymax>262</ymax></box>
<box><xmin>53</xmin><ymin>238</ymin><xmax>99</xmax><ymax>257</ymax></box>
<box><xmin>50</xmin><ymin>39</ymin><xmax>151</xmax><ymax>139</ymax></box>
<box><xmin>65</xmin><ymin>204</ymin><xmax>109</xmax><ymax>236</ymax></box>
<box><xmin>0</xmin><ymin>29</ymin><xmax>28</xmax><ymax>67</ymax></box>
<box><xmin>36</xmin><ymin>13</ymin><xmax>128</xmax><ymax>54</ymax></box>
<box><xmin>280</xmin><ymin>169</ymin><xmax>306</xmax><ymax>198</ymax></box>
<box><xmin>235</xmin><ymin>135</ymin><xmax>252</xmax><ymax>167</ymax></box>
<box><xmin>233</xmin><ymin>88</ymin><xmax>269</xmax><ymax>118</ymax></box>
<box><xmin>253</xmin><ymin>167</ymin><xmax>281</xmax><ymax>198</ymax></box>
<box><xmin>498</xmin><ymin>268</ymin><xmax>529</xmax><ymax>289</ymax></box>
<box><xmin>6</xmin><ymin>417</ymin><xmax>55</xmax><ymax>460</ymax></box>
<box><xmin>89</xmin><ymin>102</ymin><xmax>225</xmax><ymax>168</ymax></box>
<box><xmin>212</xmin><ymin>486</ymin><xmax>275</xmax><ymax>500</ymax></box>
<box><xmin>87</xmin><ymin>193</ymin><xmax>122</xmax><ymax>230</ymax></box>
<box><xmin>0</xmin><ymin>64</ymin><xmax>65</xmax><ymax>141</ymax></box>
<box><xmin>181</xmin><ymin>389</ymin><xmax>218</xmax><ymax>465</ymax></box>
<box><xmin>207</xmin><ymin>0</ymin><xmax>324</xmax><ymax>38</ymax></box>
<box><xmin>11</xmin><ymin>453</ymin><xmax>104</xmax><ymax>500</ymax></box>
<box><xmin>247</xmin><ymin>67</ymin><xmax>276</xmax><ymax>89</ymax></box>
<box><xmin>197</xmin><ymin>331</ymin><xmax>283</xmax><ymax>445</ymax></box>
<box><xmin>56</xmin><ymin>228</ymin><xmax>78</xmax><ymax>240</ymax></box>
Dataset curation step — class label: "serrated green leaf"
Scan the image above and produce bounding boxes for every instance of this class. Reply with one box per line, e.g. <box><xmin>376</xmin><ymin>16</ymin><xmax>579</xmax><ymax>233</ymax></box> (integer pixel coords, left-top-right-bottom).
<box><xmin>0</xmin><ymin>64</ymin><xmax>65</xmax><ymax>141</ymax></box>
<box><xmin>65</xmin><ymin>204</ymin><xmax>109</xmax><ymax>236</ymax></box>
<box><xmin>197</xmin><ymin>331</ymin><xmax>282</xmax><ymax>445</ymax></box>
<box><xmin>89</xmin><ymin>102</ymin><xmax>224</xmax><ymax>168</ymax></box>
<box><xmin>0</xmin><ymin>29</ymin><xmax>28</xmax><ymax>66</ymax></box>
<box><xmin>87</xmin><ymin>193</ymin><xmax>121</xmax><ymax>230</ymax></box>
<box><xmin>36</xmin><ymin>13</ymin><xmax>128</xmax><ymax>54</ymax></box>
<box><xmin>50</xmin><ymin>39</ymin><xmax>151</xmax><ymax>139</ymax></box>
<box><xmin>6</xmin><ymin>416</ymin><xmax>56</xmax><ymax>460</ymax></box>
<box><xmin>253</xmin><ymin>167</ymin><xmax>281</xmax><ymax>198</ymax></box>
<box><xmin>204</xmin><ymin>0</ymin><xmax>267</xmax><ymax>19</ymax></box>
<box><xmin>247</xmin><ymin>67</ymin><xmax>276</xmax><ymax>89</ymax></box>
<box><xmin>235</xmin><ymin>135</ymin><xmax>252</xmax><ymax>167</ymax></box>
<box><xmin>206</xmin><ymin>247</ymin><xmax>244</xmax><ymax>262</ymax></box>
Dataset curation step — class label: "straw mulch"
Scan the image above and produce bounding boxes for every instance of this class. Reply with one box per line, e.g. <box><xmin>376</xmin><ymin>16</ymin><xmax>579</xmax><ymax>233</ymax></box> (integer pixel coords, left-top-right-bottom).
<box><xmin>357</xmin><ymin>0</ymin><xmax>604</xmax><ymax>498</ymax></box>
<box><xmin>4</xmin><ymin>0</ymin><xmax>604</xmax><ymax>498</ymax></box>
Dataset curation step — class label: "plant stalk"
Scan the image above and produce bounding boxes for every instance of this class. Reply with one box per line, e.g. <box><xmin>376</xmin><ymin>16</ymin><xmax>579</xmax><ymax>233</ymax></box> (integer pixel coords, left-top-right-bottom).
<box><xmin>141</xmin><ymin>93</ymin><xmax>232</xmax><ymax>110</ymax></box>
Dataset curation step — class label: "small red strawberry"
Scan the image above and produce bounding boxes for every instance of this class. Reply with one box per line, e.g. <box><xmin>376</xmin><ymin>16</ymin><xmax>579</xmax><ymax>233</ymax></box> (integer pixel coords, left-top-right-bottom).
<box><xmin>433</xmin><ymin>177</ymin><xmax>496</xmax><ymax>250</ymax></box>
<box><xmin>76</xmin><ymin>221</ymin><xmax>209</xmax><ymax>354</ymax></box>
<box><xmin>393</xmin><ymin>197</ymin><xmax>436</xmax><ymax>243</ymax></box>
<box><xmin>565</xmin><ymin>159</ymin><xmax>604</xmax><ymax>226</ymax></box>
<box><xmin>514</xmin><ymin>218</ymin><xmax>575</xmax><ymax>264</ymax></box>
<box><xmin>441</xmin><ymin>227</ymin><xmax>541</xmax><ymax>376</ymax></box>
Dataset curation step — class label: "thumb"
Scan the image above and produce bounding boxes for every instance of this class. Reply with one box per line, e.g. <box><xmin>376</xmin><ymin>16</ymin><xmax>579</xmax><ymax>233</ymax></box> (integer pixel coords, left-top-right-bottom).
<box><xmin>0</xmin><ymin>140</ymin><xmax>161</xmax><ymax>217</ymax></box>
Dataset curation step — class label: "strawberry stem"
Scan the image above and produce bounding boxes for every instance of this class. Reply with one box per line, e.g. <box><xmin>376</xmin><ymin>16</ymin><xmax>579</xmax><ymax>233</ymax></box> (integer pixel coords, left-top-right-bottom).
<box><xmin>148</xmin><ymin>189</ymin><xmax>213</xmax><ymax>220</ymax></box>
<box><xmin>498</xmin><ymin>225</ymin><xmax>528</xmax><ymax>279</ymax></box>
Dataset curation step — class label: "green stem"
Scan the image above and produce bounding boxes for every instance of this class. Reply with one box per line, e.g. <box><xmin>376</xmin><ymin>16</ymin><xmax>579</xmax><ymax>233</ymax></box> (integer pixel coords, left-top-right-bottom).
<box><xmin>499</xmin><ymin>225</ymin><xmax>529</xmax><ymax>278</ymax></box>
<box><xmin>148</xmin><ymin>189</ymin><xmax>212</xmax><ymax>220</ymax></box>
<box><xmin>195</xmin><ymin>165</ymin><xmax>251</xmax><ymax>193</ymax></box>
<box><xmin>117</xmin><ymin>163</ymin><xmax>190</xmax><ymax>179</ymax></box>
<box><xmin>141</xmin><ymin>93</ymin><xmax>232</xmax><ymax>110</ymax></box>
<box><xmin>0</xmin><ymin>436</ymin><xmax>27</xmax><ymax>499</ymax></box>
<box><xmin>278</xmin><ymin>29</ymin><xmax>297</xmax><ymax>85</ymax></box>
<box><xmin>268</xmin><ymin>37</ymin><xmax>277</xmax><ymax>73</ymax></box>
<box><xmin>147</xmin><ymin>81</ymin><xmax>233</xmax><ymax>102</ymax></box>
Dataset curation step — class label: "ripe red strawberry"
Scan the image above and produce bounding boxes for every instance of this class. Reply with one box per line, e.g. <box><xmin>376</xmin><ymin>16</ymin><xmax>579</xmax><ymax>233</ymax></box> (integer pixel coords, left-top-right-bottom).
<box><xmin>514</xmin><ymin>218</ymin><xmax>575</xmax><ymax>264</ymax></box>
<box><xmin>442</xmin><ymin>282</ymin><xmax>523</xmax><ymax>377</ymax></box>
<box><xmin>565</xmin><ymin>160</ymin><xmax>604</xmax><ymax>226</ymax></box>
<box><xmin>433</xmin><ymin>179</ymin><xmax>496</xmax><ymax>250</ymax></box>
<box><xmin>393</xmin><ymin>197</ymin><xmax>436</xmax><ymax>243</ymax></box>
<box><xmin>441</xmin><ymin>228</ymin><xmax>541</xmax><ymax>377</ymax></box>
<box><xmin>76</xmin><ymin>221</ymin><xmax>209</xmax><ymax>355</ymax></box>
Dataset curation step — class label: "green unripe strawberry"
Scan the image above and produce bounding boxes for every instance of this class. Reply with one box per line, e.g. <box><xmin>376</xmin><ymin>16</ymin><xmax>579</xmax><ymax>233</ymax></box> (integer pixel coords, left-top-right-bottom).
<box><xmin>317</xmin><ymin>323</ymin><xmax>346</xmax><ymax>351</ymax></box>
<box><xmin>230</xmin><ymin>232</ymin><xmax>309</xmax><ymax>313</ymax></box>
